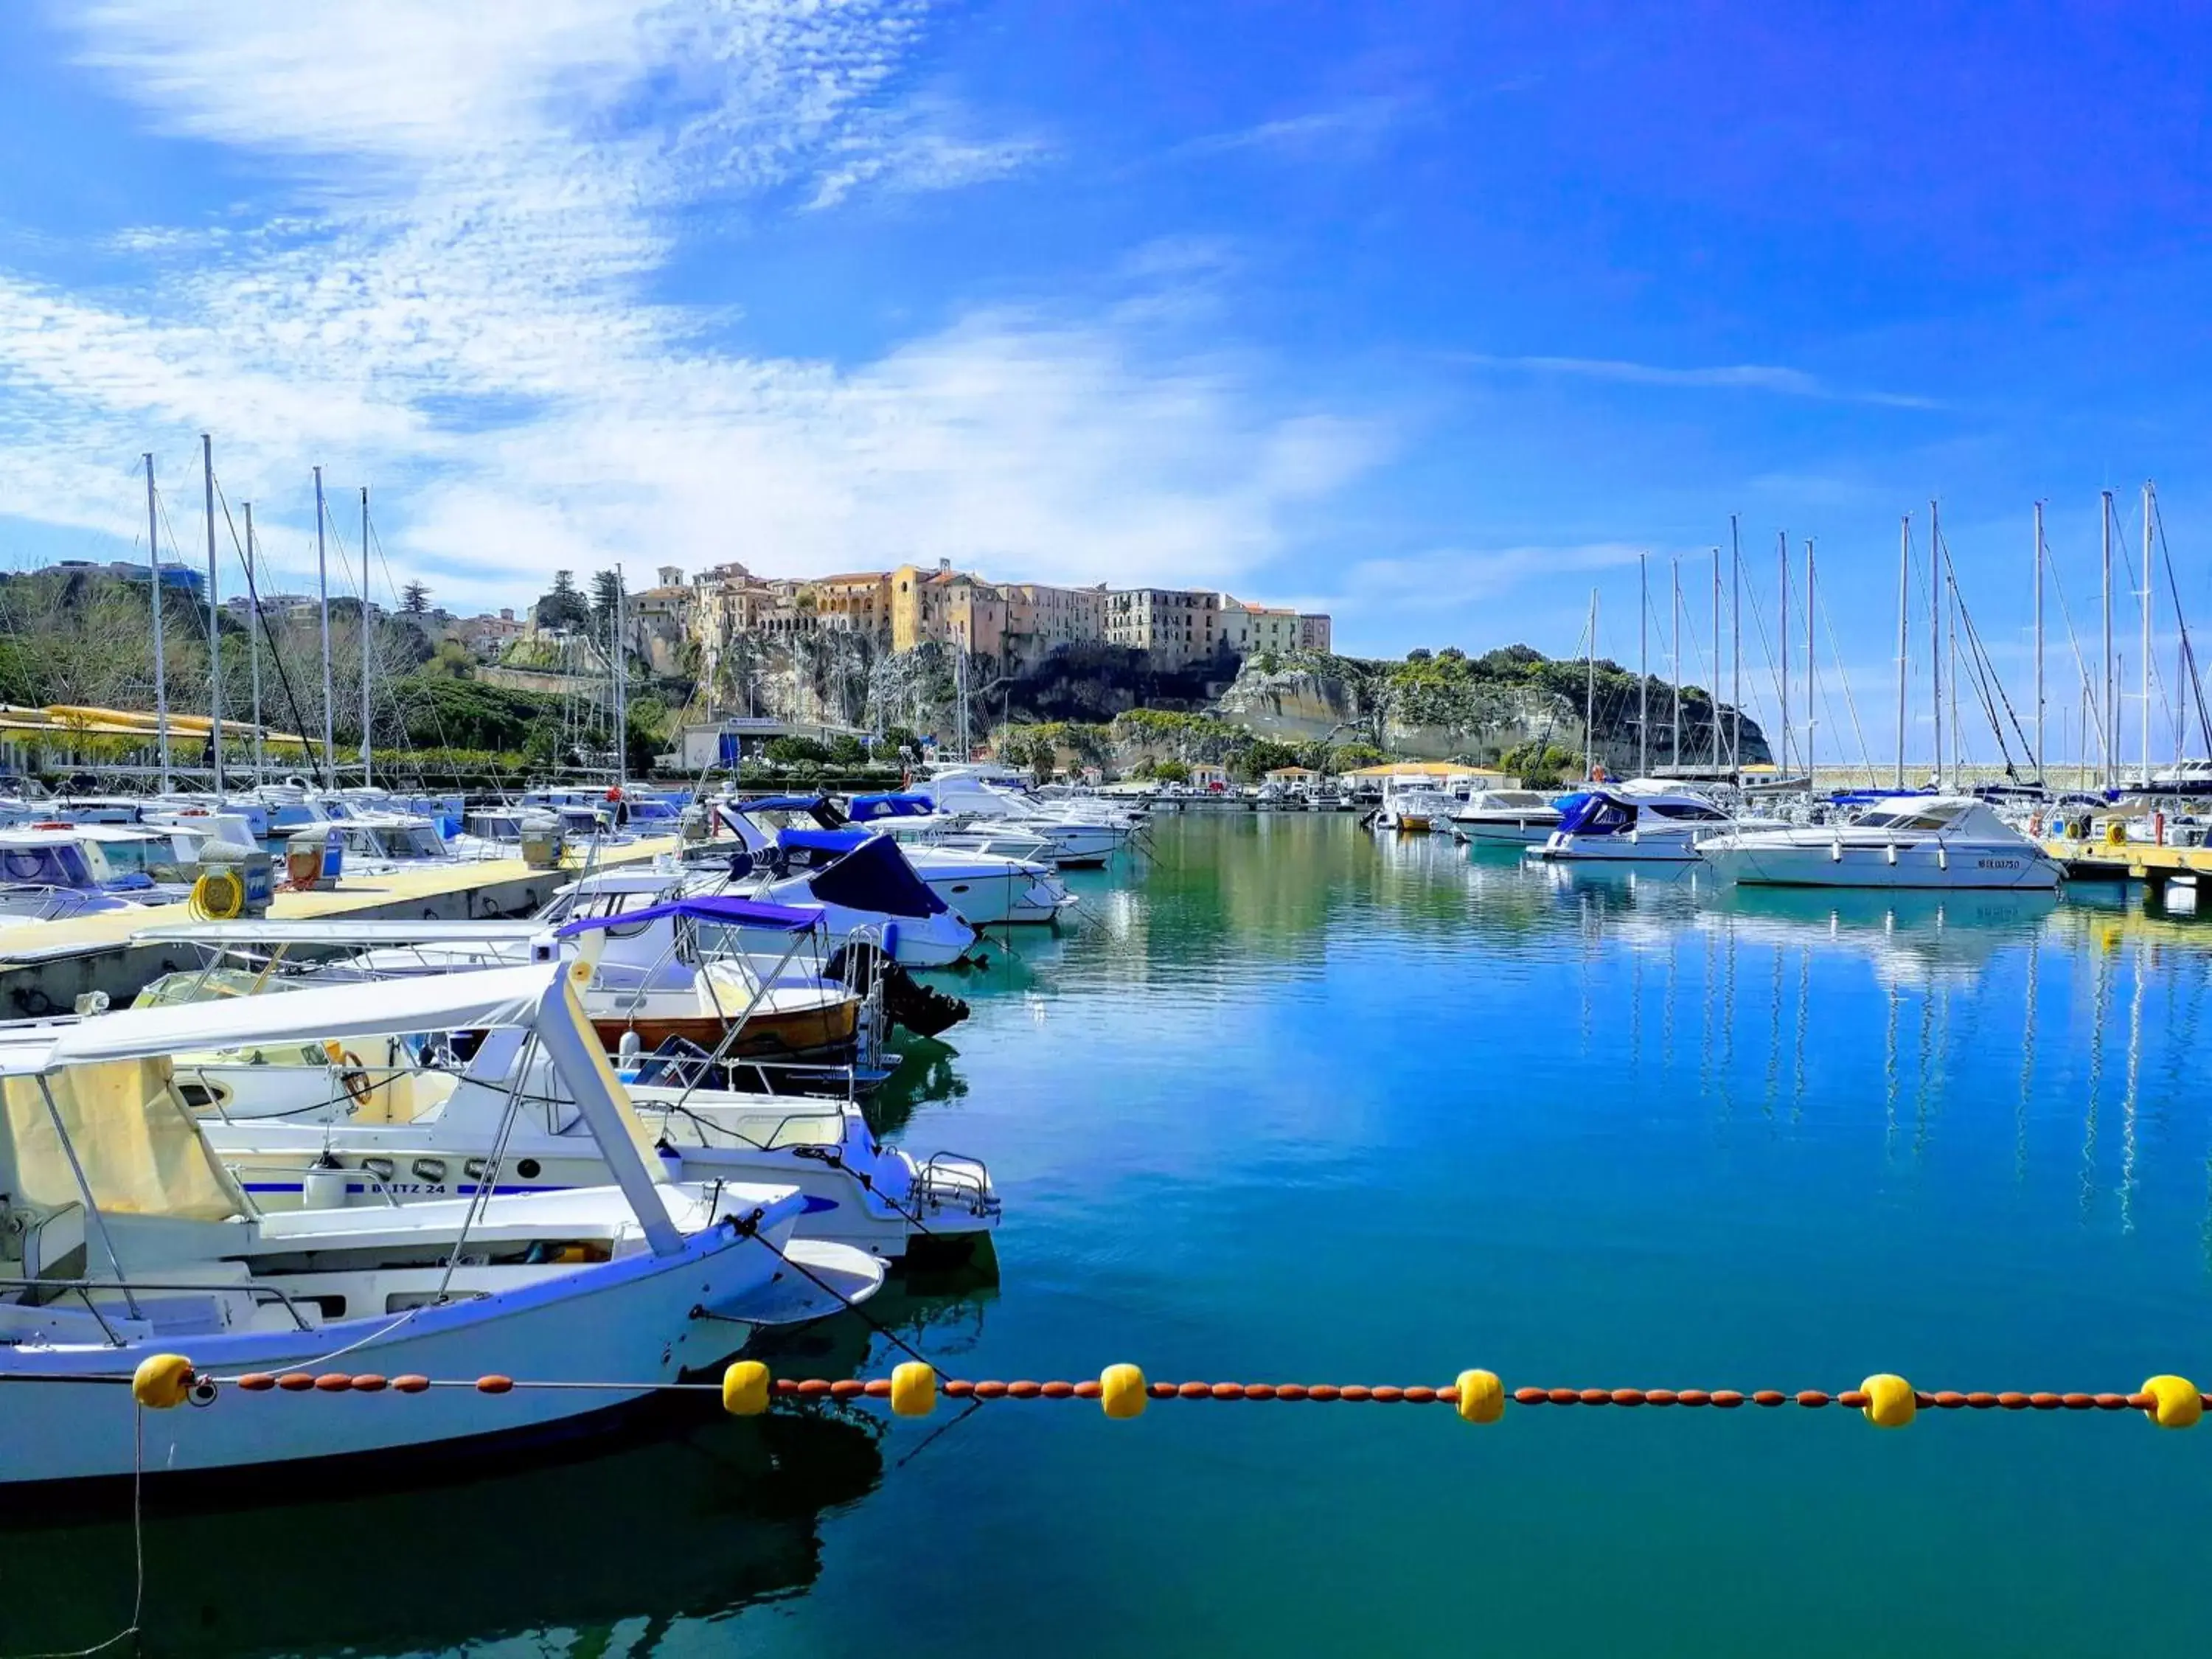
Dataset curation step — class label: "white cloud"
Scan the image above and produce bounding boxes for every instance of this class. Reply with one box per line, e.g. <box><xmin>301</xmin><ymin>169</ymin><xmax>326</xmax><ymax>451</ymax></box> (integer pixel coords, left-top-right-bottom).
<box><xmin>1455</xmin><ymin>354</ymin><xmax>1940</xmax><ymax>411</ymax></box>
<box><xmin>0</xmin><ymin>2</ymin><xmax>1367</xmax><ymax>608</ymax></box>
<box><xmin>1169</xmin><ymin>97</ymin><xmax>1408</xmax><ymax>161</ymax></box>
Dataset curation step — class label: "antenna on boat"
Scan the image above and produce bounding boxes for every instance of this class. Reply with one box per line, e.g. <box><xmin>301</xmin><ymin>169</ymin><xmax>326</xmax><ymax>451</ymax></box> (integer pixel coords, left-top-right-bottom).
<box><xmin>145</xmin><ymin>453</ymin><xmax>173</xmax><ymax>792</ymax></box>
<box><xmin>361</xmin><ymin>486</ymin><xmax>372</xmax><ymax>788</ymax></box>
<box><xmin>204</xmin><ymin>432</ymin><xmax>223</xmax><ymax>804</ymax></box>
<box><xmin>316</xmin><ymin>465</ymin><xmax>335</xmax><ymax>790</ymax></box>
<box><xmin>614</xmin><ymin>563</ymin><xmax>627</xmax><ymax>790</ymax></box>
<box><xmin>1710</xmin><ymin>547</ymin><xmax>1721</xmax><ymax>768</ymax></box>
<box><xmin>1894</xmin><ymin>514</ymin><xmax>1910</xmax><ymax>791</ymax></box>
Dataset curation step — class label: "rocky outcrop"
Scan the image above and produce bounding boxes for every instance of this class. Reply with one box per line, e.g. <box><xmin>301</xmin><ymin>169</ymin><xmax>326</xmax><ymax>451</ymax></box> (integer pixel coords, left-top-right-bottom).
<box><xmin>1212</xmin><ymin>653</ymin><xmax>1771</xmax><ymax>771</ymax></box>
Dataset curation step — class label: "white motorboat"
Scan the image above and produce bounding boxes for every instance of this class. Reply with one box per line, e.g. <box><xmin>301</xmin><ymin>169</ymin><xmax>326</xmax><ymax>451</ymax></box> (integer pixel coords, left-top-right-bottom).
<box><xmin>726</xmin><ymin>799</ymin><xmax>1074</xmax><ymax>927</ymax></box>
<box><xmin>185</xmin><ymin>1023</ymin><xmax>998</xmax><ymax>1264</ymax></box>
<box><xmin>1528</xmin><ymin>782</ymin><xmax>1737</xmax><ymax>862</ymax></box>
<box><xmin>0</xmin><ymin>961</ymin><xmax>883</xmax><ymax>1489</ymax></box>
<box><xmin>0</xmin><ymin>823</ymin><xmax>201</xmax><ymax>930</ymax></box>
<box><xmin>1374</xmin><ymin>775</ymin><xmax>1455</xmax><ymax>832</ymax></box>
<box><xmin>846</xmin><ymin>772</ymin><xmax>1133</xmax><ymax>868</ymax></box>
<box><xmin>1450</xmin><ymin>789</ymin><xmax>1564</xmax><ymax>846</ymax></box>
<box><xmin>1696</xmin><ymin>796</ymin><xmax>2065</xmax><ymax>889</ymax></box>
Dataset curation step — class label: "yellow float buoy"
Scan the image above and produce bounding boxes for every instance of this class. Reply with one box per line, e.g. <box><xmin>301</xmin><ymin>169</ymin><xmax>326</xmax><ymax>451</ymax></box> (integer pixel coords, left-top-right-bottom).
<box><xmin>1099</xmin><ymin>1363</ymin><xmax>1147</xmax><ymax>1419</ymax></box>
<box><xmin>721</xmin><ymin>1359</ymin><xmax>770</xmax><ymax>1416</ymax></box>
<box><xmin>1455</xmin><ymin>1368</ymin><xmax>1504</xmax><ymax>1425</ymax></box>
<box><xmin>131</xmin><ymin>1352</ymin><xmax>195</xmax><ymax>1410</ymax></box>
<box><xmin>1860</xmin><ymin>1373</ymin><xmax>1915</xmax><ymax>1428</ymax></box>
<box><xmin>2140</xmin><ymin>1374</ymin><xmax>2202</xmax><ymax>1430</ymax></box>
<box><xmin>890</xmin><ymin>1360</ymin><xmax>937</xmax><ymax>1417</ymax></box>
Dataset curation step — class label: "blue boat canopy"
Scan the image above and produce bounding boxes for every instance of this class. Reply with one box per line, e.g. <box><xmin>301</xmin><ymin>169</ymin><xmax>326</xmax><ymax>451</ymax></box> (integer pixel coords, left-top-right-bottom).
<box><xmin>1553</xmin><ymin>791</ymin><xmax>1638</xmax><ymax>837</ymax></box>
<box><xmin>555</xmin><ymin>894</ymin><xmax>823</xmax><ymax>937</ymax></box>
<box><xmin>737</xmin><ymin>794</ymin><xmax>835</xmax><ymax>813</ymax></box>
<box><xmin>846</xmin><ymin>792</ymin><xmax>933</xmax><ymax>821</ymax></box>
<box><xmin>801</xmin><ymin>833</ymin><xmax>947</xmax><ymax>918</ymax></box>
<box><xmin>778</xmin><ymin>826</ymin><xmax>870</xmax><ymax>856</ymax></box>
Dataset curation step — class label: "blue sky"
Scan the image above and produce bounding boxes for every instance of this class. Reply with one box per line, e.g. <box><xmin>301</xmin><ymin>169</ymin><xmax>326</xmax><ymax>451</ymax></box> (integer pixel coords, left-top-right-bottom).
<box><xmin>0</xmin><ymin>1</ymin><xmax>2208</xmax><ymax>765</ymax></box>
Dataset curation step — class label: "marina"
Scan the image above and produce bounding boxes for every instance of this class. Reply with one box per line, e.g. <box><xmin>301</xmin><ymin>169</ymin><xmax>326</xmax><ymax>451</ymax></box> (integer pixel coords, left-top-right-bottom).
<box><xmin>10</xmin><ymin>810</ymin><xmax>2212</xmax><ymax>1655</ymax></box>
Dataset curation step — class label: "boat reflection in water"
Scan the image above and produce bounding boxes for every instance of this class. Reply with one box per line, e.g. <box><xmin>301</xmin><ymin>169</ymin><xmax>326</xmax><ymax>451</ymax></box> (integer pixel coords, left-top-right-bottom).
<box><xmin>7</xmin><ymin>1276</ymin><xmax>995</xmax><ymax>1659</ymax></box>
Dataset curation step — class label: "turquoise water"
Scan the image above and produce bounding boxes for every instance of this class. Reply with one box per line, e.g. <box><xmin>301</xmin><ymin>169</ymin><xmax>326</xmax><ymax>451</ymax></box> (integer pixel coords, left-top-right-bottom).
<box><xmin>16</xmin><ymin>815</ymin><xmax>2212</xmax><ymax>1655</ymax></box>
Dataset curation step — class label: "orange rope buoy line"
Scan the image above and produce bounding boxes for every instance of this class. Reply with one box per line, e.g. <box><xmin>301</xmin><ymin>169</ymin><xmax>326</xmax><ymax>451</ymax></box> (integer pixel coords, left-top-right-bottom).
<box><xmin>88</xmin><ymin>1359</ymin><xmax>2210</xmax><ymax>1430</ymax></box>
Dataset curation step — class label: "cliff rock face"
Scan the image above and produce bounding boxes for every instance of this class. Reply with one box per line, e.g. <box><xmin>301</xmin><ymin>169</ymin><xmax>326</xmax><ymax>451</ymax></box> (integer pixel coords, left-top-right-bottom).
<box><xmin>1213</xmin><ymin>655</ymin><xmax>1772</xmax><ymax>772</ymax></box>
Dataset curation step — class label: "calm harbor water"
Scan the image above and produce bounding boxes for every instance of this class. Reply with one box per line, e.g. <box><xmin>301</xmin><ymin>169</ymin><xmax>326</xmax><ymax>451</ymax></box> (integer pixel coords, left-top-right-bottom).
<box><xmin>16</xmin><ymin>813</ymin><xmax>2212</xmax><ymax>1656</ymax></box>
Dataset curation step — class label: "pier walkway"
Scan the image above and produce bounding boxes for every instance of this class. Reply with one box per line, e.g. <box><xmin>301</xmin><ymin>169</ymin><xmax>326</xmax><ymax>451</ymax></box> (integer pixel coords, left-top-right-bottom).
<box><xmin>0</xmin><ymin>838</ymin><xmax>677</xmax><ymax>1016</ymax></box>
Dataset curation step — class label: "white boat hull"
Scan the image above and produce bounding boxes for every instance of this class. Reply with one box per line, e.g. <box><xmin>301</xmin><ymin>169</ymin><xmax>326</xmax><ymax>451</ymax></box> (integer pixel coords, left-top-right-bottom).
<box><xmin>1531</xmin><ymin>832</ymin><xmax>1703</xmax><ymax>863</ymax></box>
<box><xmin>1703</xmin><ymin>840</ymin><xmax>2062</xmax><ymax>890</ymax></box>
<box><xmin>0</xmin><ymin>1227</ymin><xmax>866</xmax><ymax>1487</ymax></box>
<box><xmin>1453</xmin><ymin>818</ymin><xmax>1557</xmax><ymax>846</ymax></box>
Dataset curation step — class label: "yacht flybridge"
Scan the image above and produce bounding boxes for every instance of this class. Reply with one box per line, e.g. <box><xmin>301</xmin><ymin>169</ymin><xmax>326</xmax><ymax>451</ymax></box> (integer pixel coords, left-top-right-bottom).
<box><xmin>0</xmin><ymin>961</ymin><xmax>883</xmax><ymax>1489</ymax></box>
<box><xmin>1697</xmin><ymin>797</ymin><xmax>2064</xmax><ymax>890</ymax></box>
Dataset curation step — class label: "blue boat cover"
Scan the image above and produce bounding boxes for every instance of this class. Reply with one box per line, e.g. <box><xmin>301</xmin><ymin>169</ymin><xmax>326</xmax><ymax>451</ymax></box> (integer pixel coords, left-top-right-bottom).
<box><xmin>556</xmin><ymin>894</ymin><xmax>822</xmax><ymax>936</ymax></box>
<box><xmin>804</xmin><ymin>832</ymin><xmax>947</xmax><ymax>918</ymax></box>
<box><xmin>1552</xmin><ymin>791</ymin><xmax>1638</xmax><ymax>837</ymax></box>
<box><xmin>738</xmin><ymin>794</ymin><xmax>835</xmax><ymax>813</ymax></box>
<box><xmin>846</xmin><ymin>792</ymin><xmax>933</xmax><ymax>821</ymax></box>
<box><xmin>778</xmin><ymin>827</ymin><xmax>869</xmax><ymax>856</ymax></box>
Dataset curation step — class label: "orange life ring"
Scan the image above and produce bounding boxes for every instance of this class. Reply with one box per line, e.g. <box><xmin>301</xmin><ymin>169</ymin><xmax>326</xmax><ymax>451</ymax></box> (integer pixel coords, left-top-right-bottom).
<box><xmin>340</xmin><ymin>1052</ymin><xmax>373</xmax><ymax>1107</ymax></box>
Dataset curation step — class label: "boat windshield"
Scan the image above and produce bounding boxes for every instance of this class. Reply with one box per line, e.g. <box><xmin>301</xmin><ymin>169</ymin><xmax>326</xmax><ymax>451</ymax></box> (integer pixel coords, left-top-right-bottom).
<box><xmin>1643</xmin><ymin>801</ymin><xmax>1730</xmax><ymax>821</ymax></box>
<box><xmin>0</xmin><ymin>842</ymin><xmax>97</xmax><ymax>889</ymax></box>
<box><xmin>1854</xmin><ymin>804</ymin><xmax>1968</xmax><ymax>831</ymax></box>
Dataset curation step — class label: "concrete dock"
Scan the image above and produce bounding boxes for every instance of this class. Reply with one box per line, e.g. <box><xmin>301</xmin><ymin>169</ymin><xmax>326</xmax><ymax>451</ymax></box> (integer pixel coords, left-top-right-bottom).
<box><xmin>0</xmin><ymin>839</ymin><xmax>678</xmax><ymax>1015</ymax></box>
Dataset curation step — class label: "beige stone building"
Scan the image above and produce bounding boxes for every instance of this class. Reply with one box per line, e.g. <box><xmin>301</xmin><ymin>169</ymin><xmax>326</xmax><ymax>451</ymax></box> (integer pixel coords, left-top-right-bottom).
<box><xmin>1103</xmin><ymin>588</ymin><xmax>1222</xmax><ymax>669</ymax></box>
<box><xmin>1218</xmin><ymin>596</ymin><xmax>1301</xmax><ymax>658</ymax></box>
<box><xmin>1298</xmin><ymin>613</ymin><xmax>1332</xmax><ymax>653</ymax></box>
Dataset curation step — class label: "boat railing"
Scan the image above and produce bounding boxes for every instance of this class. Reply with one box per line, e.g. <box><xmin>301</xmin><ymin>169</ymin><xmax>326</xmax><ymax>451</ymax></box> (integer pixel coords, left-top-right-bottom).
<box><xmin>220</xmin><ymin>1155</ymin><xmax>412</xmax><ymax>1211</ymax></box>
<box><xmin>0</xmin><ymin>1274</ymin><xmax>317</xmax><ymax>1343</ymax></box>
<box><xmin>917</xmin><ymin>1150</ymin><xmax>995</xmax><ymax>1214</ymax></box>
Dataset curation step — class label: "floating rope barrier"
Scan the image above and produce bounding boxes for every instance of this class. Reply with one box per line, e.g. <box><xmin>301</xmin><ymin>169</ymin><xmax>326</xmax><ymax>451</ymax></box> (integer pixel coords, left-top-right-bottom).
<box><xmin>102</xmin><ymin>1357</ymin><xmax>2211</xmax><ymax>1430</ymax></box>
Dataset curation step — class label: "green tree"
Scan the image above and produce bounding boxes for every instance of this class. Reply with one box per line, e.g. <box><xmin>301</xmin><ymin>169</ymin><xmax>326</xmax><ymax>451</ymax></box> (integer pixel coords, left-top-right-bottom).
<box><xmin>535</xmin><ymin>571</ymin><xmax>588</xmax><ymax>631</ymax></box>
<box><xmin>590</xmin><ymin>570</ymin><xmax>624</xmax><ymax>629</ymax></box>
<box><xmin>400</xmin><ymin>580</ymin><xmax>431</xmax><ymax>614</ymax></box>
<box><xmin>765</xmin><ymin>735</ymin><xmax>831</xmax><ymax>766</ymax></box>
<box><xmin>1152</xmin><ymin>759</ymin><xmax>1192</xmax><ymax>783</ymax></box>
<box><xmin>1230</xmin><ymin>737</ymin><xmax>1304</xmax><ymax>782</ymax></box>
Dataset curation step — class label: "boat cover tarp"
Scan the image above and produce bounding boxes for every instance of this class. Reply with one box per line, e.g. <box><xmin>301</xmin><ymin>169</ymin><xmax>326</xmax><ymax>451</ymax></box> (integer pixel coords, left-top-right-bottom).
<box><xmin>556</xmin><ymin>894</ymin><xmax>821</xmax><ymax>937</ymax></box>
<box><xmin>777</xmin><ymin>827</ymin><xmax>870</xmax><ymax>857</ymax></box>
<box><xmin>1553</xmin><ymin>791</ymin><xmax>1638</xmax><ymax>837</ymax></box>
<box><xmin>846</xmin><ymin>792</ymin><xmax>934</xmax><ymax>822</ymax></box>
<box><xmin>804</xmin><ymin>834</ymin><xmax>946</xmax><ymax>918</ymax></box>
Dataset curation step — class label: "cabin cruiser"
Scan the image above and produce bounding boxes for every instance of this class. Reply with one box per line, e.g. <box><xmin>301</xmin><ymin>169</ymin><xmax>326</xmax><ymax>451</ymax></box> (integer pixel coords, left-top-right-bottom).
<box><xmin>728</xmin><ymin>798</ymin><xmax>1074</xmax><ymax>927</ymax></box>
<box><xmin>1697</xmin><ymin>796</ymin><xmax>2065</xmax><ymax>889</ymax></box>
<box><xmin>1450</xmin><ymin>790</ymin><xmax>1565</xmax><ymax>846</ymax></box>
<box><xmin>184</xmin><ymin>1023</ymin><xmax>998</xmax><ymax>1265</ymax></box>
<box><xmin>846</xmin><ymin>771</ymin><xmax>1133</xmax><ymax>868</ymax></box>
<box><xmin>1374</xmin><ymin>775</ymin><xmax>1455</xmax><ymax>832</ymax></box>
<box><xmin>1529</xmin><ymin>782</ymin><xmax>1738</xmax><ymax>863</ymax></box>
<box><xmin>0</xmin><ymin>961</ymin><xmax>882</xmax><ymax>1487</ymax></box>
<box><xmin>0</xmin><ymin>824</ymin><xmax>207</xmax><ymax>928</ymax></box>
<box><xmin>327</xmin><ymin>812</ymin><xmax>459</xmax><ymax>874</ymax></box>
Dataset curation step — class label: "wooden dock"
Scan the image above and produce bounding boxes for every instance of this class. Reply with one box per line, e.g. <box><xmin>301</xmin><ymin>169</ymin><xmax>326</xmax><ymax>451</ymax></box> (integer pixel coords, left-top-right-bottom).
<box><xmin>2044</xmin><ymin>835</ymin><xmax>2212</xmax><ymax>888</ymax></box>
<box><xmin>0</xmin><ymin>839</ymin><xmax>678</xmax><ymax>1016</ymax></box>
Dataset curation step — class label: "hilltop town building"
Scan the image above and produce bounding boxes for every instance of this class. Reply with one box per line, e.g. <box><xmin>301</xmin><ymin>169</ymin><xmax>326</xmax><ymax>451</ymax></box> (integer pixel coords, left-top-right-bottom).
<box><xmin>1104</xmin><ymin>588</ymin><xmax>1222</xmax><ymax>670</ymax></box>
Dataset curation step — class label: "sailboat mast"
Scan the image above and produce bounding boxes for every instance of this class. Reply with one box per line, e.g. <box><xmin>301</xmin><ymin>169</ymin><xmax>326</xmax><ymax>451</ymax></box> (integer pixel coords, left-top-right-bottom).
<box><xmin>203</xmin><ymin>433</ymin><xmax>222</xmax><ymax>803</ymax></box>
<box><xmin>1894</xmin><ymin>514</ymin><xmax>1910</xmax><ymax>790</ymax></box>
<box><xmin>1670</xmin><ymin>557</ymin><xmax>1681</xmax><ymax>769</ymax></box>
<box><xmin>1711</xmin><ymin>549</ymin><xmax>1721</xmax><ymax>765</ymax></box>
<box><xmin>1585</xmin><ymin>588</ymin><xmax>1598</xmax><ymax>781</ymax></box>
<box><xmin>244</xmin><ymin>502</ymin><xmax>264</xmax><ymax>784</ymax></box>
<box><xmin>145</xmin><ymin>453</ymin><xmax>171</xmax><ymax>791</ymax></box>
<box><xmin>1729</xmin><ymin>515</ymin><xmax>1742</xmax><ymax>770</ymax></box>
<box><xmin>1778</xmin><ymin>532</ymin><xmax>1790</xmax><ymax>773</ymax></box>
<box><xmin>2142</xmin><ymin>480</ymin><xmax>2154</xmax><ymax>786</ymax></box>
<box><xmin>1804</xmin><ymin>538</ymin><xmax>1816</xmax><ymax>783</ymax></box>
<box><xmin>1638</xmin><ymin>553</ymin><xmax>1648</xmax><ymax>776</ymax></box>
<box><xmin>2101</xmin><ymin>489</ymin><xmax>2115</xmax><ymax>790</ymax></box>
<box><xmin>316</xmin><ymin>465</ymin><xmax>334</xmax><ymax>790</ymax></box>
<box><xmin>359</xmin><ymin>487</ymin><xmax>372</xmax><ymax>787</ymax></box>
<box><xmin>2033</xmin><ymin>501</ymin><xmax>2045</xmax><ymax>786</ymax></box>
<box><xmin>1929</xmin><ymin>500</ymin><xmax>1943</xmax><ymax>787</ymax></box>
<box><xmin>613</xmin><ymin>563</ymin><xmax>627</xmax><ymax>788</ymax></box>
